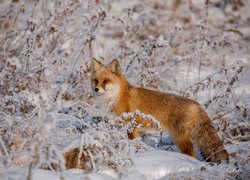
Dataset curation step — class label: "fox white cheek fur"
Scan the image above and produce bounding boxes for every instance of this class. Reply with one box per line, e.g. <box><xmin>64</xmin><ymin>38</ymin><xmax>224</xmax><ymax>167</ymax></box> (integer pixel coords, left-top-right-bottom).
<box><xmin>104</xmin><ymin>84</ymin><xmax>120</xmax><ymax>100</ymax></box>
<box><xmin>92</xmin><ymin>83</ymin><xmax>120</xmax><ymax>101</ymax></box>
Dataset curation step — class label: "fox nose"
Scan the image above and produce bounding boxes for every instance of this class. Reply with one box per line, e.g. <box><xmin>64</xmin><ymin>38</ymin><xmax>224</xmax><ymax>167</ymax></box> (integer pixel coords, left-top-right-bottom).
<box><xmin>95</xmin><ymin>87</ymin><xmax>99</xmax><ymax>92</ymax></box>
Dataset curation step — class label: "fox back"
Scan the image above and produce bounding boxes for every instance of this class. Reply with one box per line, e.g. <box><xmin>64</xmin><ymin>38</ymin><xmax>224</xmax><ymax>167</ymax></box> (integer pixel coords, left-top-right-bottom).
<box><xmin>90</xmin><ymin>58</ymin><xmax>229</xmax><ymax>163</ymax></box>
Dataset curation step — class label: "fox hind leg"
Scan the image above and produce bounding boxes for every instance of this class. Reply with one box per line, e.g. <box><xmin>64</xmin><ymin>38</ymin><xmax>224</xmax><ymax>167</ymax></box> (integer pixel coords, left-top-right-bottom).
<box><xmin>176</xmin><ymin>139</ymin><xmax>196</xmax><ymax>158</ymax></box>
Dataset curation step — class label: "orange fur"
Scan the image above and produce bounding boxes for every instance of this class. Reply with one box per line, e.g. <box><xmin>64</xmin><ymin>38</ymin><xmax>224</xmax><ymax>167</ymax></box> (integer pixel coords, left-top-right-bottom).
<box><xmin>90</xmin><ymin>58</ymin><xmax>229</xmax><ymax>163</ymax></box>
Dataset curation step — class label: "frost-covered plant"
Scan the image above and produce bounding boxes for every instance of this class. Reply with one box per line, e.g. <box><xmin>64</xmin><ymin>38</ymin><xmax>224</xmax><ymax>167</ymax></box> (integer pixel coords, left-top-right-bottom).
<box><xmin>62</xmin><ymin>122</ymin><xmax>134</xmax><ymax>174</ymax></box>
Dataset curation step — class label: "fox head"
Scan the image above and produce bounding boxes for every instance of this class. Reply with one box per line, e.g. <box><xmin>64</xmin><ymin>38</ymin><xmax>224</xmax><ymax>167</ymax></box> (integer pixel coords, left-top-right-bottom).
<box><xmin>90</xmin><ymin>58</ymin><xmax>127</xmax><ymax>102</ymax></box>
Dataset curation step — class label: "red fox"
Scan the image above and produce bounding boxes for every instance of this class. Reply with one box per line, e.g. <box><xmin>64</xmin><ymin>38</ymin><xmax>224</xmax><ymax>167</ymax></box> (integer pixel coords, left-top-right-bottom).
<box><xmin>90</xmin><ymin>58</ymin><xmax>229</xmax><ymax>163</ymax></box>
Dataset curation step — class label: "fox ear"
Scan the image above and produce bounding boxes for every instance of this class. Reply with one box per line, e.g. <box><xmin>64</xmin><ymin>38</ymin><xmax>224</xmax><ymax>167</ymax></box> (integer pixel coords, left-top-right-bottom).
<box><xmin>108</xmin><ymin>59</ymin><xmax>121</xmax><ymax>75</ymax></box>
<box><xmin>91</xmin><ymin>58</ymin><xmax>103</xmax><ymax>73</ymax></box>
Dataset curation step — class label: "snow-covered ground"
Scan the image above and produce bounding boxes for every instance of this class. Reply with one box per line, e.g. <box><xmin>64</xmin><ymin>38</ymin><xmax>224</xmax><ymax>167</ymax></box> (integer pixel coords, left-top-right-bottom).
<box><xmin>0</xmin><ymin>0</ymin><xmax>250</xmax><ymax>179</ymax></box>
<box><xmin>1</xmin><ymin>150</ymin><xmax>201</xmax><ymax>180</ymax></box>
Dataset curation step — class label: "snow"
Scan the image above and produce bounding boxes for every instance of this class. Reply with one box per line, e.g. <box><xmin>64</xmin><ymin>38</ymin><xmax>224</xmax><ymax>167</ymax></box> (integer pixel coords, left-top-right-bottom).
<box><xmin>1</xmin><ymin>150</ymin><xmax>200</xmax><ymax>180</ymax></box>
<box><xmin>1</xmin><ymin>168</ymin><xmax>114</xmax><ymax>180</ymax></box>
<box><xmin>127</xmin><ymin>150</ymin><xmax>200</xmax><ymax>179</ymax></box>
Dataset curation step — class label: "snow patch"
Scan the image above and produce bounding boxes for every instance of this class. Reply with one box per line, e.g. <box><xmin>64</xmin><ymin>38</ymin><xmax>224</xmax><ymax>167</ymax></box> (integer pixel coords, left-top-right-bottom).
<box><xmin>127</xmin><ymin>150</ymin><xmax>200</xmax><ymax>179</ymax></box>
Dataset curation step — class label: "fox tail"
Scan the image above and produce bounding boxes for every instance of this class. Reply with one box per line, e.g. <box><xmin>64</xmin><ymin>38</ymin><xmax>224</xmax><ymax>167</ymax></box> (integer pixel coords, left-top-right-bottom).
<box><xmin>191</xmin><ymin>119</ymin><xmax>229</xmax><ymax>163</ymax></box>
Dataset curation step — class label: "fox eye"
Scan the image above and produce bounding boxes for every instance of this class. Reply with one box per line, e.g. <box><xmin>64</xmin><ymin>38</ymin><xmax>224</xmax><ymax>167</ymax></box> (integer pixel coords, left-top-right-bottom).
<box><xmin>93</xmin><ymin>79</ymin><xmax>98</xmax><ymax>85</ymax></box>
<box><xmin>103</xmin><ymin>79</ymin><xmax>110</xmax><ymax>84</ymax></box>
